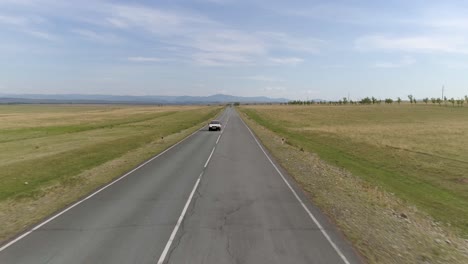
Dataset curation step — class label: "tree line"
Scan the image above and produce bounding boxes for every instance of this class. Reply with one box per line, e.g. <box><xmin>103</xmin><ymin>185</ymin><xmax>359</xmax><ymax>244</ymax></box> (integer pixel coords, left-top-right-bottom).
<box><xmin>288</xmin><ymin>95</ymin><xmax>468</xmax><ymax>107</ymax></box>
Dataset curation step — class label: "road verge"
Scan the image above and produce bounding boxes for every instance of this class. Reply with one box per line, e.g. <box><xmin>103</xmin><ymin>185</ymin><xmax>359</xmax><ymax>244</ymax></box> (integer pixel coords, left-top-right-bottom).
<box><xmin>0</xmin><ymin>107</ymin><xmax>222</xmax><ymax>244</ymax></box>
<box><xmin>239</xmin><ymin>109</ymin><xmax>468</xmax><ymax>264</ymax></box>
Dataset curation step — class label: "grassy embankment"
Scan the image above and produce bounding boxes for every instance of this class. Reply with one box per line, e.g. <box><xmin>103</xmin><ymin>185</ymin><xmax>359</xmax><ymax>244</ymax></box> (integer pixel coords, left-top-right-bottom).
<box><xmin>240</xmin><ymin>104</ymin><xmax>468</xmax><ymax>263</ymax></box>
<box><xmin>0</xmin><ymin>104</ymin><xmax>221</xmax><ymax>242</ymax></box>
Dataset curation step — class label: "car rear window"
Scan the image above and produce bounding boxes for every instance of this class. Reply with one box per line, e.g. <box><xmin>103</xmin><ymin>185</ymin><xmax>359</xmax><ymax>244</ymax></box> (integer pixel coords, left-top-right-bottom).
<box><xmin>210</xmin><ymin>121</ymin><xmax>220</xmax><ymax>124</ymax></box>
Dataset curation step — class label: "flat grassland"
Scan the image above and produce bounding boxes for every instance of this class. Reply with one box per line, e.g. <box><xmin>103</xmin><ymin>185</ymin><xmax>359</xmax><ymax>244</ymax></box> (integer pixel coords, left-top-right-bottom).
<box><xmin>240</xmin><ymin>104</ymin><xmax>468</xmax><ymax>263</ymax></box>
<box><xmin>0</xmin><ymin>104</ymin><xmax>221</xmax><ymax>242</ymax></box>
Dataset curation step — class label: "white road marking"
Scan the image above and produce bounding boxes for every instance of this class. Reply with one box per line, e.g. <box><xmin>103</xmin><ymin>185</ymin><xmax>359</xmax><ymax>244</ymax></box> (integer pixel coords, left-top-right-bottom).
<box><xmin>0</xmin><ymin>126</ymin><xmax>203</xmax><ymax>253</ymax></box>
<box><xmin>239</xmin><ymin>116</ymin><xmax>351</xmax><ymax>264</ymax></box>
<box><xmin>157</xmin><ymin>114</ymin><xmax>222</xmax><ymax>263</ymax></box>
<box><xmin>221</xmin><ymin>116</ymin><xmax>230</xmax><ymax>134</ymax></box>
<box><xmin>157</xmin><ymin>171</ymin><xmax>203</xmax><ymax>264</ymax></box>
<box><xmin>204</xmin><ymin>147</ymin><xmax>216</xmax><ymax>168</ymax></box>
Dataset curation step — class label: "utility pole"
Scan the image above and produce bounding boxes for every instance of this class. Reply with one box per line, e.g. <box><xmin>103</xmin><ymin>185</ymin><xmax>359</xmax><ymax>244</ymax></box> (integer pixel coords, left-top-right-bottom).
<box><xmin>442</xmin><ymin>85</ymin><xmax>445</xmax><ymax>99</ymax></box>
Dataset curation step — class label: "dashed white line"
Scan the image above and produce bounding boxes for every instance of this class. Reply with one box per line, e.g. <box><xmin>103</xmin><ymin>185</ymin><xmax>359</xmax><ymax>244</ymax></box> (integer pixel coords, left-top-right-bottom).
<box><xmin>204</xmin><ymin>147</ymin><xmax>216</xmax><ymax>168</ymax></box>
<box><xmin>157</xmin><ymin>114</ymin><xmax>222</xmax><ymax>263</ymax></box>
<box><xmin>157</xmin><ymin>171</ymin><xmax>204</xmax><ymax>264</ymax></box>
<box><xmin>2</xmin><ymin>109</ymin><xmax>226</xmax><ymax>255</ymax></box>
<box><xmin>239</xmin><ymin>116</ymin><xmax>351</xmax><ymax>264</ymax></box>
<box><xmin>0</xmin><ymin>126</ymin><xmax>204</xmax><ymax>253</ymax></box>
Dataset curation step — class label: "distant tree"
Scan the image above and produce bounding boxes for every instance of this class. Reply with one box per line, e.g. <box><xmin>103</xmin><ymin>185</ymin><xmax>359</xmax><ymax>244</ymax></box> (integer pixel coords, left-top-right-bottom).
<box><xmin>431</xmin><ymin>97</ymin><xmax>436</xmax><ymax>104</ymax></box>
<box><xmin>444</xmin><ymin>96</ymin><xmax>448</xmax><ymax>106</ymax></box>
<box><xmin>371</xmin><ymin>96</ymin><xmax>377</xmax><ymax>104</ymax></box>
<box><xmin>397</xmin><ymin>97</ymin><xmax>402</xmax><ymax>104</ymax></box>
<box><xmin>465</xmin><ymin>95</ymin><xmax>468</xmax><ymax>104</ymax></box>
<box><xmin>385</xmin><ymin>98</ymin><xmax>393</xmax><ymax>104</ymax></box>
<box><xmin>408</xmin><ymin>95</ymin><xmax>414</xmax><ymax>104</ymax></box>
<box><xmin>360</xmin><ymin>97</ymin><xmax>372</xmax><ymax>104</ymax></box>
<box><xmin>423</xmin><ymin>98</ymin><xmax>429</xmax><ymax>104</ymax></box>
<box><xmin>233</xmin><ymin>102</ymin><xmax>240</xmax><ymax>106</ymax></box>
<box><xmin>436</xmin><ymin>98</ymin><xmax>442</xmax><ymax>106</ymax></box>
<box><xmin>342</xmin><ymin>97</ymin><xmax>348</xmax><ymax>104</ymax></box>
<box><xmin>449</xmin><ymin>97</ymin><xmax>455</xmax><ymax>107</ymax></box>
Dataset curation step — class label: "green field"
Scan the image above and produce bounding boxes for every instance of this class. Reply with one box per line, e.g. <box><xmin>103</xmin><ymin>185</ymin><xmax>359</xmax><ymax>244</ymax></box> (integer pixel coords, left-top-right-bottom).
<box><xmin>0</xmin><ymin>104</ymin><xmax>221</xmax><ymax>241</ymax></box>
<box><xmin>240</xmin><ymin>104</ymin><xmax>468</xmax><ymax>236</ymax></box>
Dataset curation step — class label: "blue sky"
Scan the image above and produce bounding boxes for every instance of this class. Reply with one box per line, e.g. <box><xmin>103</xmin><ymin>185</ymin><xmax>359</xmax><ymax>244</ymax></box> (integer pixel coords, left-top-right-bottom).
<box><xmin>1</xmin><ymin>0</ymin><xmax>468</xmax><ymax>100</ymax></box>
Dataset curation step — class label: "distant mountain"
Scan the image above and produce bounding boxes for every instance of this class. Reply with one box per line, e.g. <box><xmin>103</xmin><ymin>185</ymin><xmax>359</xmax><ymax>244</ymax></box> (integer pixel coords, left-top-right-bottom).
<box><xmin>0</xmin><ymin>94</ymin><xmax>289</xmax><ymax>104</ymax></box>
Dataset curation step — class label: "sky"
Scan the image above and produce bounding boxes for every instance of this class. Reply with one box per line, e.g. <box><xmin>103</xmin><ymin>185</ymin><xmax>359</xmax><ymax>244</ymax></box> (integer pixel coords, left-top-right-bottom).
<box><xmin>1</xmin><ymin>0</ymin><xmax>468</xmax><ymax>100</ymax></box>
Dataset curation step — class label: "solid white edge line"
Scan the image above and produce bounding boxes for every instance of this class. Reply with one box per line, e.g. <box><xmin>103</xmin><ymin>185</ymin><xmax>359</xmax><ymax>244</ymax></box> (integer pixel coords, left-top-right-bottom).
<box><xmin>204</xmin><ymin>147</ymin><xmax>216</xmax><ymax>168</ymax></box>
<box><xmin>216</xmin><ymin>135</ymin><xmax>221</xmax><ymax>144</ymax></box>
<box><xmin>157</xmin><ymin>171</ymin><xmax>203</xmax><ymax>264</ymax></box>
<box><xmin>239</xmin><ymin>116</ymin><xmax>351</xmax><ymax>264</ymax></box>
<box><xmin>0</xmin><ymin>125</ymin><xmax>204</xmax><ymax>253</ymax></box>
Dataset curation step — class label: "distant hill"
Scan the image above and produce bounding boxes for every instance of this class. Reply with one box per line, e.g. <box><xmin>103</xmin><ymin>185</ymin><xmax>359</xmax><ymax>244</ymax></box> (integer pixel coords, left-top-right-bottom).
<box><xmin>0</xmin><ymin>94</ymin><xmax>289</xmax><ymax>104</ymax></box>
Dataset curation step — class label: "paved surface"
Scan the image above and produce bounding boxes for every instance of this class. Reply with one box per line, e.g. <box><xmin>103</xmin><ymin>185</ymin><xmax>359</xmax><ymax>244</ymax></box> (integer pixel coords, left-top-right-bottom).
<box><xmin>0</xmin><ymin>107</ymin><xmax>362</xmax><ymax>264</ymax></box>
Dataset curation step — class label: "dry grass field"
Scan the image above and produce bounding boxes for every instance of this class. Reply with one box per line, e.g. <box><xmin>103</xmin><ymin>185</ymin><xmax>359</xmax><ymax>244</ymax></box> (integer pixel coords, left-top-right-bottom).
<box><xmin>240</xmin><ymin>104</ymin><xmax>468</xmax><ymax>263</ymax></box>
<box><xmin>0</xmin><ymin>104</ymin><xmax>221</xmax><ymax>242</ymax></box>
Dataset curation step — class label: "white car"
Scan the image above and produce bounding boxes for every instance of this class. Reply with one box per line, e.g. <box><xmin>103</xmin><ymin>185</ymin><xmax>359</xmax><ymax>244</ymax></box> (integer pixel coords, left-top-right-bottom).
<box><xmin>208</xmin><ymin>120</ymin><xmax>222</xmax><ymax>131</ymax></box>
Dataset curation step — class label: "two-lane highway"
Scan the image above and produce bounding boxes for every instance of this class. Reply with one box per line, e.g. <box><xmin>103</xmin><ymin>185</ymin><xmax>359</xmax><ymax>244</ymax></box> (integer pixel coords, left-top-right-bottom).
<box><xmin>0</xmin><ymin>107</ymin><xmax>362</xmax><ymax>264</ymax></box>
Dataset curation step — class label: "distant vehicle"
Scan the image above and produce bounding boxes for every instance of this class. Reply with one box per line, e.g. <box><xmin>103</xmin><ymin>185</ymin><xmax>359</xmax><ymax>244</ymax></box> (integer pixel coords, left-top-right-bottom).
<box><xmin>208</xmin><ymin>120</ymin><xmax>222</xmax><ymax>131</ymax></box>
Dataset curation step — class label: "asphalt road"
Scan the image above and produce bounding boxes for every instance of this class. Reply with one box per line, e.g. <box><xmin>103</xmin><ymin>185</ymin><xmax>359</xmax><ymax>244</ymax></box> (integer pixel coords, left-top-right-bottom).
<box><xmin>0</xmin><ymin>107</ymin><xmax>362</xmax><ymax>264</ymax></box>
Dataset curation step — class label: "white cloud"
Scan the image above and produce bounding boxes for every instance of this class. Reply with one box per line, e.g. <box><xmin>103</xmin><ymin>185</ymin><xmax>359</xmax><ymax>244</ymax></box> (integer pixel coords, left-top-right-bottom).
<box><xmin>355</xmin><ymin>35</ymin><xmax>468</xmax><ymax>54</ymax></box>
<box><xmin>190</xmin><ymin>30</ymin><xmax>266</xmax><ymax>55</ymax></box>
<box><xmin>195</xmin><ymin>0</ymin><xmax>232</xmax><ymax>4</ymax></box>
<box><xmin>263</xmin><ymin>86</ymin><xmax>286</xmax><ymax>91</ymax></box>
<box><xmin>246</xmin><ymin>75</ymin><xmax>283</xmax><ymax>82</ymax></box>
<box><xmin>192</xmin><ymin>52</ymin><xmax>251</xmax><ymax>66</ymax></box>
<box><xmin>127</xmin><ymin>57</ymin><xmax>164</xmax><ymax>62</ymax></box>
<box><xmin>374</xmin><ymin>56</ymin><xmax>415</xmax><ymax>68</ymax></box>
<box><xmin>102</xmin><ymin>4</ymin><xmax>322</xmax><ymax>66</ymax></box>
<box><xmin>0</xmin><ymin>0</ymin><xmax>40</xmax><ymax>6</ymax></box>
<box><xmin>103</xmin><ymin>5</ymin><xmax>276</xmax><ymax>66</ymax></box>
<box><xmin>106</xmin><ymin>4</ymin><xmax>215</xmax><ymax>35</ymax></box>
<box><xmin>321</xmin><ymin>64</ymin><xmax>345</xmax><ymax>69</ymax></box>
<box><xmin>0</xmin><ymin>14</ymin><xmax>29</xmax><ymax>26</ymax></box>
<box><xmin>440</xmin><ymin>61</ymin><xmax>468</xmax><ymax>69</ymax></box>
<box><xmin>106</xmin><ymin>17</ymin><xmax>129</xmax><ymax>29</ymax></box>
<box><xmin>0</xmin><ymin>13</ymin><xmax>55</xmax><ymax>41</ymax></box>
<box><xmin>424</xmin><ymin>18</ymin><xmax>468</xmax><ymax>31</ymax></box>
<box><xmin>72</xmin><ymin>28</ymin><xmax>121</xmax><ymax>43</ymax></box>
<box><xmin>0</xmin><ymin>1</ymin><xmax>325</xmax><ymax>66</ymax></box>
<box><xmin>185</xmin><ymin>30</ymin><xmax>269</xmax><ymax>65</ymax></box>
<box><xmin>278</xmin><ymin>4</ymin><xmax>371</xmax><ymax>25</ymax></box>
<box><xmin>261</xmin><ymin>32</ymin><xmax>324</xmax><ymax>54</ymax></box>
<box><xmin>26</xmin><ymin>30</ymin><xmax>58</xmax><ymax>41</ymax></box>
<box><xmin>269</xmin><ymin>57</ymin><xmax>304</xmax><ymax>65</ymax></box>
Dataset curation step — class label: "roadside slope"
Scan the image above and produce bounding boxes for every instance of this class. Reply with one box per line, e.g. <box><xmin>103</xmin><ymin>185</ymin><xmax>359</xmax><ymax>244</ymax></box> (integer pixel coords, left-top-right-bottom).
<box><xmin>0</xmin><ymin>105</ymin><xmax>222</xmax><ymax>243</ymax></box>
<box><xmin>239</xmin><ymin>107</ymin><xmax>468</xmax><ymax>264</ymax></box>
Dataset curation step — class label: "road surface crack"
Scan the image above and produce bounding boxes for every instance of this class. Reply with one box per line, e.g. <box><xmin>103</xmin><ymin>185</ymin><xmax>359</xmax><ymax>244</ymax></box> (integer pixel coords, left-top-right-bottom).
<box><xmin>226</xmin><ymin>232</ymin><xmax>238</xmax><ymax>264</ymax></box>
<box><xmin>221</xmin><ymin>200</ymin><xmax>255</xmax><ymax>264</ymax></box>
<box><xmin>220</xmin><ymin>199</ymin><xmax>255</xmax><ymax>231</ymax></box>
<box><xmin>165</xmin><ymin>186</ymin><xmax>203</xmax><ymax>263</ymax></box>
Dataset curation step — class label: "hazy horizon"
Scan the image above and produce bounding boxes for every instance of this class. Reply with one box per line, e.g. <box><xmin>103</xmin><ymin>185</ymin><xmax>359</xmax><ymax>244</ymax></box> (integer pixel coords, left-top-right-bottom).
<box><xmin>1</xmin><ymin>0</ymin><xmax>468</xmax><ymax>100</ymax></box>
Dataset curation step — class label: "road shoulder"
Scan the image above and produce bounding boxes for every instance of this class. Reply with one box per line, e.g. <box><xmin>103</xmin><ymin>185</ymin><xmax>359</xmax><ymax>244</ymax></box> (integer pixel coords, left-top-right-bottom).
<box><xmin>239</xmin><ymin>108</ymin><xmax>468</xmax><ymax>264</ymax></box>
